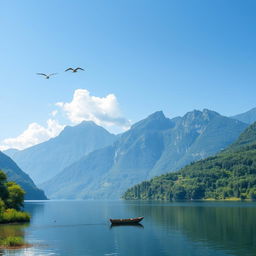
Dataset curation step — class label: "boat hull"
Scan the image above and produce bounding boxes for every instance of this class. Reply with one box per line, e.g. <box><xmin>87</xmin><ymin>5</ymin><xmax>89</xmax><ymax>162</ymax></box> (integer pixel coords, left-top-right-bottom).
<box><xmin>110</xmin><ymin>217</ymin><xmax>144</xmax><ymax>225</ymax></box>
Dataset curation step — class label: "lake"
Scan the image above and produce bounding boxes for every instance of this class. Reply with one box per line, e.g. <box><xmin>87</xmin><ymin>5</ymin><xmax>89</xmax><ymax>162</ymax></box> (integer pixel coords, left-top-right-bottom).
<box><xmin>0</xmin><ymin>201</ymin><xmax>255</xmax><ymax>256</ymax></box>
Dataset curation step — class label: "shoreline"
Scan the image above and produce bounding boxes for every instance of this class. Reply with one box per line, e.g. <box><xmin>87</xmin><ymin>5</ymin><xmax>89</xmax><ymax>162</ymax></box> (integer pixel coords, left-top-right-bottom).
<box><xmin>0</xmin><ymin>244</ymin><xmax>32</xmax><ymax>250</ymax></box>
<box><xmin>123</xmin><ymin>198</ymin><xmax>254</xmax><ymax>202</ymax></box>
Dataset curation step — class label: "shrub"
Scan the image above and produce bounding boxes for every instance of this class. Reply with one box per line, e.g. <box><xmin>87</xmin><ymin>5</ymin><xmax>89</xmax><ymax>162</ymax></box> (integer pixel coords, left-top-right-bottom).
<box><xmin>1</xmin><ymin>209</ymin><xmax>30</xmax><ymax>223</ymax></box>
<box><xmin>0</xmin><ymin>236</ymin><xmax>25</xmax><ymax>247</ymax></box>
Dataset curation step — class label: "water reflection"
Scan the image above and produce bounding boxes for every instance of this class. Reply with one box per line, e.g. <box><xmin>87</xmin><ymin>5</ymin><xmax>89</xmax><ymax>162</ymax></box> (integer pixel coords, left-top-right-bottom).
<box><xmin>24</xmin><ymin>201</ymin><xmax>46</xmax><ymax>220</ymax></box>
<box><xmin>0</xmin><ymin>223</ymin><xmax>29</xmax><ymax>256</ymax></box>
<box><xmin>0</xmin><ymin>202</ymin><xmax>47</xmax><ymax>256</ymax></box>
<box><xmin>125</xmin><ymin>201</ymin><xmax>256</xmax><ymax>256</ymax></box>
<box><xmin>110</xmin><ymin>223</ymin><xmax>144</xmax><ymax>229</ymax></box>
<box><xmin>1</xmin><ymin>201</ymin><xmax>255</xmax><ymax>256</ymax></box>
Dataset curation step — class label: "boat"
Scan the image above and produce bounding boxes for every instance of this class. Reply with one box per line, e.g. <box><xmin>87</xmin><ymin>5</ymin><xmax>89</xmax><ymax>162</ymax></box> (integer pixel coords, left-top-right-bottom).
<box><xmin>109</xmin><ymin>217</ymin><xmax>144</xmax><ymax>225</ymax></box>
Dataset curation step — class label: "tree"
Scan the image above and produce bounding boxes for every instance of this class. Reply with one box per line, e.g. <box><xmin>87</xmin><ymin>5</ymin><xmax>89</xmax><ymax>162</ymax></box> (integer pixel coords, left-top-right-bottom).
<box><xmin>173</xmin><ymin>185</ymin><xmax>186</xmax><ymax>200</ymax></box>
<box><xmin>191</xmin><ymin>185</ymin><xmax>205</xmax><ymax>200</ymax></box>
<box><xmin>0</xmin><ymin>171</ymin><xmax>8</xmax><ymax>201</ymax></box>
<box><xmin>0</xmin><ymin>171</ymin><xmax>7</xmax><ymax>182</ymax></box>
<box><xmin>5</xmin><ymin>182</ymin><xmax>25</xmax><ymax>210</ymax></box>
<box><xmin>250</xmin><ymin>188</ymin><xmax>256</xmax><ymax>201</ymax></box>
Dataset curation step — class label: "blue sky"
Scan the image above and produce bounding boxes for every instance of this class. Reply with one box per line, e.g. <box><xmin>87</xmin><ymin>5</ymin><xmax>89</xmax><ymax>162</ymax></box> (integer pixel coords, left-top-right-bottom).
<box><xmin>0</xmin><ymin>0</ymin><xmax>255</xmax><ymax>149</ymax></box>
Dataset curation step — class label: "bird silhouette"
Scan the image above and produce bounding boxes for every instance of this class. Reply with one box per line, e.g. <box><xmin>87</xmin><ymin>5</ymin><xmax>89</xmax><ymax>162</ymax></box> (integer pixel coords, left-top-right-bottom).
<box><xmin>36</xmin><ymin>73</ymin><xmax>57</xmax><ymax>79</ymax></box>
<box><xmin>65</xmin><ymin>67</ymin><xmax>85</xmax><ymax>73</ymax></box>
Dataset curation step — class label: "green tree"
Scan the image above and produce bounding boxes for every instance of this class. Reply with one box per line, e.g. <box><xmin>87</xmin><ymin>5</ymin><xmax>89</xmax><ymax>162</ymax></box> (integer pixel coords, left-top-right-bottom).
<box><xmin>191</xmin><ymin>185</ymin><xmax>205</xmax><ymax>199</ymax></box>
<box><xmin>5</xmin><ymin>182</ymin><xmax>25</xmax><ymax>210</ymax></box>
<box><xmin>0</xmin><ymin>171</ymin><xmax>8</xmax><ymax>201</ymax></box>
<box><xmin>249</xmin><ymin>188</ymin><xmax>256</xmax><ymax>201</ymax></box>
<box><xmin>173</xmin><ymin>185</ymin><xmax>186</xmax><ymax>200</ymax></box>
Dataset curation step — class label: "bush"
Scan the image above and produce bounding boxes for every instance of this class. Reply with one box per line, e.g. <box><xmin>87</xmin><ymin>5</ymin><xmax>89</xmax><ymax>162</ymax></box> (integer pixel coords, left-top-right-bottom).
<box><xmin>5</xmin><ymin>182</ymin><xmax>25</xmax><ymax>210</ymax></box>
<box><xmin>0</xmin><ymin>209</ymin><xmax>30</xmax><ymax>223</ymax></box>
<box><xmin>0</xmin><ymin>236</ymin><xmax>25</xmax><ymax>247</ymax></box>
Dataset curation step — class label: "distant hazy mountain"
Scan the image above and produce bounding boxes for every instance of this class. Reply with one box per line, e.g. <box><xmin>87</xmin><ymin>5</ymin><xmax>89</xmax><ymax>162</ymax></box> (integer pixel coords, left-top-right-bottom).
<box><xmin>4</xmin><ymin>121</ymin><xmax>116</xmax><ymax>184</ymax></box>
<box><xmin>3</xmin><ymin>148</ymin><xmax>19</xmax><ymax>157</ymax></box>
<box><xmin>231</xmin><ymin>107</ymin><xmax>256</xmax><ymax>124</ymax></box>
<box><xmin>0</xmin><ymin>151</ymin><xmax>47</xmax><ymax>199</ymax></box>
<box><xmin>42</xmin><ymin>109</ymin><xmax>248</xmax><ymax>199</ymax></box>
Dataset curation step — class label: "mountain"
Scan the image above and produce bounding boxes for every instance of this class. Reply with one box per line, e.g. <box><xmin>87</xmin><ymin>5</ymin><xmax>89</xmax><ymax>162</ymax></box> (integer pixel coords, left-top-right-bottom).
<box><xmin>148</xmin><ymin>109</ymin><xmax>248</xmax><ymax>177</ymax></box>
<box><xmin>41</xmin><ymin>109</ymin><xmax>248</xmax><ymax>199</ymax></box>
<box><xmin>3</xmin><ymin>148</ymin><xmax>19</xmax><ymax>158</ymax></box>
<box><xmin>228</xmin><ymin>122</ymin><xmax>256</xmax><ymax>151</ymax></box>
<box><xmin>231</xmin><ymin>107</ymin><xmax>256</xmax><ymax>124</ymax></box>
<box><xmin>123</xmin><ymin>122</ymin><xmax>256</xmax><ymax>201</ymax></box>
<box><xmin>4</xmin><ymin>121</ymin><xmax>116</xmax><ymax>184</ymax></box>
<box><xmin>0</xmin><ymin>151</ymin><xmax>47</xmax><ymax>199</ymax></box>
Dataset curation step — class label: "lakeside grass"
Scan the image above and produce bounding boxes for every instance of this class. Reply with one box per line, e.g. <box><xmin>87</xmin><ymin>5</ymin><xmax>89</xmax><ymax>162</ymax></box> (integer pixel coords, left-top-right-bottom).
<box><xmin>0</xmin><ymin>236</ymin><xmax>31</xmax><ymax>249</ymax></box>
<box><xmin>204</xmin><ymin>197</ymin><xmax>242</xmax><ymax>201</ymax></box>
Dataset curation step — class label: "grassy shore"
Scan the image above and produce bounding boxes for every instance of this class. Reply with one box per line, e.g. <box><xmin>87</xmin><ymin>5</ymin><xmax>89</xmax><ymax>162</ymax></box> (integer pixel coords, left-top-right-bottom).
<box><xmin>203</xmin><ymin>197</ymin><xmax>251</xmax><ymax>201</ymax></box>
<box><xmin>0</xmin><ymin>236</ymin><xmax>31</xmax><ymax>249</ymax></box>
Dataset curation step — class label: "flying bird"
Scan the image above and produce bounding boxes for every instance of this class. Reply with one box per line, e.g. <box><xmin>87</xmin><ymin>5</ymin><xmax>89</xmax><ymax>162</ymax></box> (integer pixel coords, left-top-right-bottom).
<box><xmin>65</xmin><ymin>67</ymin><xmax>85</xmax><ymax>73</ymax></box>
<box><xmin>36</xmin><ymin>73</ymin><xmax>57</xmax><ymax>79</ymax></box>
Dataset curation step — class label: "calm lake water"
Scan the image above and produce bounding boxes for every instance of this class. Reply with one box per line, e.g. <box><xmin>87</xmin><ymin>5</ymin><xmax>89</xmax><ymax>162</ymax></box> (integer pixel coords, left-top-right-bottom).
<box><xmin>0</xmin><ymin>201</ymin><xmax>255</xmax><ymax>256</ymax></box>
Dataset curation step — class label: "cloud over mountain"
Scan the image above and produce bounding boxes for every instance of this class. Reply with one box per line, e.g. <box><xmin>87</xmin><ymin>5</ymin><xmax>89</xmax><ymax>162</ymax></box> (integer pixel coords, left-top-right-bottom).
<box><xmin>0</xmin><ymin>89</ymin><xmax>130</xmax><ymax>150</ymax></box>
<box><xmin>0</xmin><ymin>119</ymin><xmax>65</xmax><ymax>150</ymax></box>
<box><xmin>56</xmin><ymin>89</ymin><xmax>130</xmax><ymax>131</ymax></box>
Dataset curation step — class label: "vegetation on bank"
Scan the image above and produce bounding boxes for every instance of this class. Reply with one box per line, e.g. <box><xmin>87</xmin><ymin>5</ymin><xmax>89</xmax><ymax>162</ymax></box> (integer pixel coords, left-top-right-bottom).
<box><xmin>0</xmin><ymin>170</ymin><xmax>30</xmax><ymax>223</ymax></box>
<box><xmin>123</xmin><ymin>123</ymin><xmax>256</xmax><ymax>201</ymax></box>
<box><xmin>0</xmin><ymin>236</ymin><xmax>26</xmax><ymax>248</ymax></box>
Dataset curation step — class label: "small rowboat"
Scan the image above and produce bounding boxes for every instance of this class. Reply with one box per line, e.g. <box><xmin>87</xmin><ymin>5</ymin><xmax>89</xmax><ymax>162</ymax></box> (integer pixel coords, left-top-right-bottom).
<box><xmin>110</xmin><ymin>217</ymin><xmax>144</xmax><ymax>225</ymax></box>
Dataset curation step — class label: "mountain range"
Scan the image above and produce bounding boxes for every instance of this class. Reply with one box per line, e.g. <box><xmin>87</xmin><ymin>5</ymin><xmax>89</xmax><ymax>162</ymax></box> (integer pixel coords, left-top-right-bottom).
<box><xmin>6</xmin><ymin>121</ymin><xmax>116</xmax><ymax>184</ymax></box>
<box><xmin>123</xmin><ymin>121</ymin><xmax>256</xmax><ymax>200</ymax></box>
<box><xmin>4</xmin><ymin>107</ymin><xmax>255</xmax><ymax>200</ymax></box>
<box><xmin>40</xmin><ymin>109</ymin><xmax>248</xmax><ymax>199</ymax></box>
<box><xmin>0</xmin><ymin>151</ymin><xmax>47</xmax><ymax>199</ymax></box>
<box><xmin>230</xmin><ymin>107</ymin><xmax>256</xmax><ymax>124</ymax></box>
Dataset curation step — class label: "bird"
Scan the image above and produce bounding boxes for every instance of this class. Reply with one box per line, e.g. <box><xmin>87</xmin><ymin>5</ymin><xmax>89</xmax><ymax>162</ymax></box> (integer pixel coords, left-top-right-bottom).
<box><xmin>36</xmin><ymin>73</ymin><xmax>57</xmax><ymax>79</ymax></box>
<box><xmin>65</xmin><ymin>67</ymin><xmax>85</xmax><ymax>73</ymax></box>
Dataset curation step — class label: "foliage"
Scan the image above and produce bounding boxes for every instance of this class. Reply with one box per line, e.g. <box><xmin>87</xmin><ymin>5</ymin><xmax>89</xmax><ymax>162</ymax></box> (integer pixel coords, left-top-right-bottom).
<box><xmin>5</xmin><ymin>182</ymin><xmax>25</xmax><ymax>210</ymax></box>
<box><xmin>0</xmin><ymin>236</ymin><xmax>25</xmax><ymax>247</ymax></box>
<box><xmin>123</xmin><ymin>142</ymin><xmax>256</xmax><ymax>201</ymax></box>
<box><xmin>0</xmin><ymin>170</ymin><xmax>30</xmax><ymax>223</ymax></box>
<box><xmin>0</xmin><ymin>209</ymin><xmax>30</xmax><ymax>223</ymax></box>
<box><xmin>0</xmin><ymin>200</ymin><xmax>5</xmax><ymax>214</ymax></box>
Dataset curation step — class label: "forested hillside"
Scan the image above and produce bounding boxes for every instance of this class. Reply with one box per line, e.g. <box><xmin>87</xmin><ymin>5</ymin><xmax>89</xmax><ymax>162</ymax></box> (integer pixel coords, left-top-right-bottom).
<box><xmin>123</xmin><ymin>122</ymin><xmax>256</xmax><ymax>201</ymax></box>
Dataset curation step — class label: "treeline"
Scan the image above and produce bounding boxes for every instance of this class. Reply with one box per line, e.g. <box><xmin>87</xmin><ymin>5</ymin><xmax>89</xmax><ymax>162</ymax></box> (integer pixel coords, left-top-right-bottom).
<box><xmin>123</xmin><ymin>143</ymin><xmax>256</xmax><ymax>201</ymax></box>
<box><xmin>0</xmin><ymin>170</ymin><xmax>30</xmax><ymax>223</ymax></box>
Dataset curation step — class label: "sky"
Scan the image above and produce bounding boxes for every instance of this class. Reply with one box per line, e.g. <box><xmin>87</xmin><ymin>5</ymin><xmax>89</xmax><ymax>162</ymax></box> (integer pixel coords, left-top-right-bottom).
<box><xmin>0</xmin><ymin>0</ymin><xmax>255</xmax><ymax>150</ymax></box>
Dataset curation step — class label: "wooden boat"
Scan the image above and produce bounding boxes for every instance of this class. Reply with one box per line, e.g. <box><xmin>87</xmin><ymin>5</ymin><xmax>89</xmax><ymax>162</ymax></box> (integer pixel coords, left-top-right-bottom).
<box><xmin>110</xmin><ymin>217</ymin><xmax>144</xmax><ymax>225</ymax></box>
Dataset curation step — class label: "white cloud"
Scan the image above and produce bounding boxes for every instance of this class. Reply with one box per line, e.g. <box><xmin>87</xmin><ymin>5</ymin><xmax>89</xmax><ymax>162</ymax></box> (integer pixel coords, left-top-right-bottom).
<box><xmin>0</xmin><ymin>89</ymin><xmax>130</xmax><ymax>151</ymax></box>
<box><xmin>0</xmin><ymin>119</ymin><xmax>65</xmax><ymax>151</ymax></box>
<box><xmin>56</xmin><ymin>89</ymin><xmax>130</xmax><ymax>131</ymax></box>
<box><xmin>51</xmin><ymin>110</ymin><xmax>58</xmax><ymax>117</ymax></box>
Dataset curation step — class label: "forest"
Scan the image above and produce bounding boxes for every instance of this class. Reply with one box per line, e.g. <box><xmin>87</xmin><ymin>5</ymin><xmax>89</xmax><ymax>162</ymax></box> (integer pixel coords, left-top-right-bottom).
<box><xmin>123</xmin><ymin>123</ymin><xmax>256</xmax><ymax>201</ymax></box>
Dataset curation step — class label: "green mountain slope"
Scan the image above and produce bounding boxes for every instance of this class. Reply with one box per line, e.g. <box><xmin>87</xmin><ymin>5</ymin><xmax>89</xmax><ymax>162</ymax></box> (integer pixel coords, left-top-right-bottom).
<box><xmin>5</xmin><ymin>121</ymin><xmax>116</xmax><ymax>184</ymax></box>
<box><xmin>0</xmin><ymin>151</ymin><xmax>47</xmax><ymax>200</ymax></box>
<box><xmin>123</xmin><ymin>122</ymin><xmax>256</xmax><ymax>201</ymax></box>
<box><xmin>228</xmin><ymin>122</ymin><xmax>256</xmax><ymax>151</ymax></box>
<box><xmin>42</xmin><ymin>110</ymin><xmax>248</xmax><ymax>199</ymax></box>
